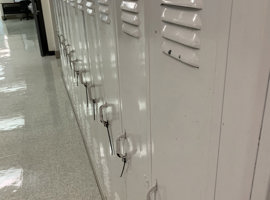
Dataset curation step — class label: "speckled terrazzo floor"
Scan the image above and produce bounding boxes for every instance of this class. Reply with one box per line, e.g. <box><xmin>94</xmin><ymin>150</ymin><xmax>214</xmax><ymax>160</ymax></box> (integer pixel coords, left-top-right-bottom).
<box><xmin>0</xmin><ymin>18</ymin><xmax>101</xmax><ymax>200</ymax></box>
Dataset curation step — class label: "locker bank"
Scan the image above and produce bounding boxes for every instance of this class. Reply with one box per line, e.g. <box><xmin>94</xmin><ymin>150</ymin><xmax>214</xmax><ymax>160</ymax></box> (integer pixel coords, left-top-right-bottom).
<box><xmin>0</xmin><ymin>0</ymin><xmax>270</xmax><ymax>199</ymax></box>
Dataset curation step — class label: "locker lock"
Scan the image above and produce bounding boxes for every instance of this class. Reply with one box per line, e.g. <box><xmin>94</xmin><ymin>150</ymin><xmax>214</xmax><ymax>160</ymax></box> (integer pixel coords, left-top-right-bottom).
<box><xmin>99</xmin><ymin>103</ymin><xmax>114</xmax><ymax>155</ymax></box>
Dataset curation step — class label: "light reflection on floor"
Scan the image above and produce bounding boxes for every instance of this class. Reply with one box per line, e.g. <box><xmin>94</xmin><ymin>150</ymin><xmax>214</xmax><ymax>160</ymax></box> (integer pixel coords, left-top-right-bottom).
<box><xmin>0</xmin><ymin>115</ymin><xmax>25</xmax><ymax>131</ymax></box>
<box><xmin>0</xmin><ymin>81</ymin><xmax>27</xmax><ymax>93</ymax></box>
<box><xmin>0</xmin><ymin>168</ymin><xmax>23</xmax><ymax>192</ymax></box>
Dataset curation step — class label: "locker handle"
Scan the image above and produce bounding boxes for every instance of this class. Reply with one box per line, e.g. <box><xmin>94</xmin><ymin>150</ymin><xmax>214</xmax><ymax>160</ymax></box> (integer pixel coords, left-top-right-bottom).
<box><xmin>88</xmin><ymin>85</ymin><xmax>98</xmax><ymax>120</ymax></box>
<box><xmin>99</xmin><ymin>103</ymin><xmax>108</xmax><ymax>125</ymax></box>
<box><xmin>68</xmin><ymin>50</ymin><xmax>75</xmax><ymax>69</ymax></box>
<box><xmin>146</xmin><ymin>181</ymin><xmax>158</xmax><ymax>200</ymax></box>
<box><xmin>99</xmin><ymin>103</ymin><xmax>114</xmax><ymax>154</ymax></box>
<box><xmin>116</xmin><ymin>131</ymin><xmax>127</xmax><ymax>177</ymax></box>
<box><xmin>116</xmin><ymin>132</ymin><xmax>127</xmax><ymax>159</ymax></box>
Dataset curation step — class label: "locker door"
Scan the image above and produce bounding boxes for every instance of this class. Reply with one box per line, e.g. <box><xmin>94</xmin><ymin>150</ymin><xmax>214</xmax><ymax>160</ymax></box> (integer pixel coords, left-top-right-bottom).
<box><xmin>93</xmin><ymin>0</ymin><xmax>126</xmax><ymax>199</ymax></box>
<box><xmin>147</xmin><ymin>0</ymin><xmax>233</xmax><ymax>199</ymax></box>
<box><xmin>114</xmin><ymin>0</ymin><xmax>151</xmax><ymax>200</ymax></box>
<box><xmin>214</xmin><ymin>0</ymin><xmax>270</xmax><ymax>199</ymax></box>
<box><xmin>63</xmin><ymin>0</ymin><xmax>77</xmax><ymax>101</ymax></box>
<box><xmin>67</xmin><ymin>0</ymin><xmax>84</xmax><ymax>118</ymax></box>
<box><xmin>75</xmin><ymin>1</ymin><xmax>110</xmax><ymax>198</ymax></box>
<box><xmin>58</xmin><ymin>0</ymin><xmax>70</xmax><ymax>86</ymax></box>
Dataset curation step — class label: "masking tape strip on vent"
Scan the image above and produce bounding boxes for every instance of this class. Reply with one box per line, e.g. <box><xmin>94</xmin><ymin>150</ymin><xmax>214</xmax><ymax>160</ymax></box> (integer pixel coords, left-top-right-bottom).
<box><xmin>122</xmin><ymin>23</ymin><xmax>140</xmax><ymax>38</ymax></box>
<box><xmin>161</xmin><ymin>0</ymin><xmax>203</xmax><ymax>9</ymax></box>
<box><xmin>120</xmin><ymin>1</ymin><xmax>139</xmax><ymax>13</ymax></box>
<box><xmin>162</xmin><ymin>40</ymin><xmax>199</xmax><ymax>68</ymax></box>
<box><xmin>121</xmin><ymin>11</ymin><xmax>139</xmax><ymax>26</ymax></box>
<box><xmin>162</xmin><ymin>24</ymin><xmax>200</xmax><ymax>49</ymax></box>
<box><xmin>161</xmin><ymin>7</ymin><xmax>202</xmax><ymax>29</ymax></box>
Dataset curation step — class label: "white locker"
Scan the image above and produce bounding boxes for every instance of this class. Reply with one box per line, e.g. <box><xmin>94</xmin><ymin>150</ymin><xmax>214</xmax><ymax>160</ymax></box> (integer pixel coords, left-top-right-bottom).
<box><xmin>93</xmin><ymin>0</ymin><xmax>127</xmax><ymax>199</ymax></box>
<box><xmin>147</xmin><ymin>0</ymin><xmax>233</xmax><ymax>199</ymax></box>
<box><xmin>214</xmin><ymin>0</ymin><xmax>270</xmax><ymax>199</ymax></box>
<box><xmin>114</xmin><ymin>1</ymin><xmax>152</xmax><ymax>200</ymax></box>
<box><xmin>51</xmin><ymin>0</ymin><xmax>270</xmax><ymax>200</ymax></box>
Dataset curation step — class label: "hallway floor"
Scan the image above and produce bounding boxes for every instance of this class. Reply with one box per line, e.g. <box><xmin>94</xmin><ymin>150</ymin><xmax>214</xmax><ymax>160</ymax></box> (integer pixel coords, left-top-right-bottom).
<box><xmin>0</xmin><ymin>19</ymin><xmax>101</xmax><ymax>200</ymax></box>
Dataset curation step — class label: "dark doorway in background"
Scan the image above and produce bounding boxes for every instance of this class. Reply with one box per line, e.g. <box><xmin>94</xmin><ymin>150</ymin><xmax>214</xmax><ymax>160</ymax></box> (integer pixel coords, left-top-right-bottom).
<box><xmin>31</xmin><ymin>0</ymin><xmax>51</xmax><ymax>56</ymax></box>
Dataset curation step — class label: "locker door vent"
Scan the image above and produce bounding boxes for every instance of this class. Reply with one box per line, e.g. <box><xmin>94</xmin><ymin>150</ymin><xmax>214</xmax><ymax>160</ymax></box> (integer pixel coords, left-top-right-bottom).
<box><xmin>120</xmin><ymin>0</ymin><xmax>140</xmax><ymax>38</ymax></box>
<box><xmin>98</xmin><ymin>0</ymin><xmax>110</xmax><ymax>24</ymax></box>
<box><xmin>70</xmin><ymin>0</ymin><xmax>76</xmax><ymax>7</ymax></box>
<box><xmin>77</xmin><ymin>0</ymin><xmax>83</xmax><ymax>10</ymax></box>
<box><xmin>85</xmin><ymin>0</ymin><xmax>95</xmax><ymax>16</ymax></box>
<box><xmin>161</xmin><ymin>0</ymin><xmax>202</xmax><ymax>68</ymax></box>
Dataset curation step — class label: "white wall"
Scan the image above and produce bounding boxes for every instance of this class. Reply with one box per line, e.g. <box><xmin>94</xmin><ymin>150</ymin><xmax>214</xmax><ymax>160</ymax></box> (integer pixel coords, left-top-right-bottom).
<box><xmin>41</xmin><ymin>0</ymin><xmax>56</xmax><ymax>51</ymax></box>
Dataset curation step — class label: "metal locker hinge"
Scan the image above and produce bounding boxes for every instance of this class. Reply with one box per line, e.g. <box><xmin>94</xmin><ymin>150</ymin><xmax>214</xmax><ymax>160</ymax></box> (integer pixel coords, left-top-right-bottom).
<box><xmin>146</xmin><ymin>181</ymin><xmax>158</xmax><ymax>200</ymax></box>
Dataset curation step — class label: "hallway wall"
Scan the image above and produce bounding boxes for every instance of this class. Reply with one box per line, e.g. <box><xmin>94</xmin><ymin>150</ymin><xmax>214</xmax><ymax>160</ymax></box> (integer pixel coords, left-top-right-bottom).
<box><xmin>41</xmin><ymin>0</ymin><xmax>56</xmax><ymax>52</ymax></box>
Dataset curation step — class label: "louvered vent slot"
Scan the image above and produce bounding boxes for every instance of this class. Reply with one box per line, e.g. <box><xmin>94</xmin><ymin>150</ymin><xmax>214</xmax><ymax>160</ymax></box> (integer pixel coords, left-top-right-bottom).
<box><xmin>120</xmin><ymin>0</ymin><xmax>140</xmax><ymax>38</ymax></box>
<box><xmin>98</xmin><ymin>0</ymin><xmax>110</xmax><ymax>24</ymax></box>
<box><xmin>85</xmin><ymin>0</ymin><xmax>95</xmax><ymax>16</ymax></box>
<box><xmin>161</xmin><ymin>0</ymin><xmax>202</xmax><ymax>68</ymax></box>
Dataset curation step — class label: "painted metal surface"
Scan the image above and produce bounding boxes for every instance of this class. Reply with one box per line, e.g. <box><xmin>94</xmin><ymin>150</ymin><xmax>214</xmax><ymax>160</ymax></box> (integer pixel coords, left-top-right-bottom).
<box><xmin>115</xmin><ymin>0</ymin><xmax>151</xmax><ymax>199</ymax></box>
<box><xmin>51</xmin><ymin>0</ymin><xmax>270</xmax><ymax>200</ymax></box>
<box><xmin>161</xmin><ymin>0</ymin><xmax>203</xmax><ymax>9</ymax></box>
<box><xmin>162</xmin><ymin>24</ymin><xmax>200</xmax><ymax>49</ymax></box>
<box><xmin>161</xmin><ymin>7</ymin><xmax>202</xmax><ymax>29</ymax></box>
<box><xmin>121</xmin><ymin>12</ymin><xmax>139</xmax><ymax>26</ymax></box>
<box><xmin>147</xmin><ymin>0</ymin><xmax>233</xmax><ymax>199</ymax></box>
<box><xmin>121</xmin><ymin>23</ymin><xmax>140</xmax><ymax>38</ymax></box>
<box><xmin>214</xmin><ymin>0</ymin><xmax>270</xmax><ymax>199</ymax></box>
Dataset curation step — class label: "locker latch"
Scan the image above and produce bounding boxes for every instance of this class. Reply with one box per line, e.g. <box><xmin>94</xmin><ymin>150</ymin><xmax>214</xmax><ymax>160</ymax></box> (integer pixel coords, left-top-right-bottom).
<box><xmin>146</xmin><ymin>181</ymin><xmax>158</xmax><ymax>200</ymax></box>
<box><xmin>99</xmin><ymin>103</ymin><xmax>114</xmax><ymax>155</ymax></box>
<box><xmin>70</xmin><ymin>59</ymin><xmax>82</xmax><ymax>86</ymax></box>
<box><xmin>116</xmin><ymin>131</ymin><xmax>128</xmax><ymax>177</ymax></box>
<box><xmin>57</xmin><ymin>34</ymin><xmax>64</xmax><ymax>48</ymax></box>
<box><xmin>88</xmin><ymin>84</ymin><xmax>100</xmax><ymax>120</ymax></box>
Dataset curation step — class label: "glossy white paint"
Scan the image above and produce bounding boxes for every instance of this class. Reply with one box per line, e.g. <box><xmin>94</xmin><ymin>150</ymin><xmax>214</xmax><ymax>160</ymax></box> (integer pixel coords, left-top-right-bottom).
<box><xmin>121</xmin><ymin>23</ymin><xmax>140</xmax><ymax>38</ymax></box>
<box><xmin>120</xmin><ymin>1</ymin><xmax>139</xmax><ymax>13</ymax></box>
<box><xmin>161</xmin><ymin>0</ymin><xmax>203</xmax><ymax>9</ymax></box>
<box><xmin>161</xmin><ymin>40</ymin><xmax>199</xmax><ymax>68</ymax></box>
<box><xmin>148</xmin><ymin>0</ymin><xmax>233</xmax><ymax>199</ymax></box>
<box><xmin>121</xmin><ymin>12</ymin><xmax>139</xmax><ymax>26</ymax></box>
<box><xmin>51</xmin><ymin>0</ymin><xmax>270</xmax><ymax>200</ymax></box>
<box><xmin>115</xmin><ymin>0</ymin><xmax>151</xmax><ymax>199</ymax></box>
<box><xmin>162</xmin><ymin>24</ymin><xmax>200</xmax><ymax>49</ymax></box>
<box><xmin>161</xmin><ymin>7</ymin><xmax>202</xmax><ymax>30</ymax></box>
